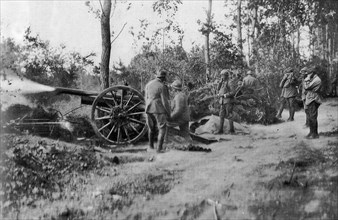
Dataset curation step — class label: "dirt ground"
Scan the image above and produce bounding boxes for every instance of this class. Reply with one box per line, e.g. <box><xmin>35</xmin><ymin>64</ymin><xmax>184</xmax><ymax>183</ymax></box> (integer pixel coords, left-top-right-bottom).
<box><xmin>1</xmin><ymin>98</ymin><xmax>338</xmax><ymax>220</ymax></box>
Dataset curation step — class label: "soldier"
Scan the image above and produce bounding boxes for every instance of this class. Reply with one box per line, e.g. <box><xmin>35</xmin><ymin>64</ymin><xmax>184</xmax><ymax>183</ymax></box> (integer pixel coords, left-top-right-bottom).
<box><xmin>144</xmin><ymin>70</ymin><xmax>171</xmax><ymax>152</ymax></box>
<box><xmin>276</xmin><ymin>67</ymin><xmax>298</xmax><ymax>121</ymax></box>
<box><xmin>300</xmin><ymin>66</ymin><xmax>310</xmax><ymax>127</ymax></box>
<box><xmin>304</xmin><ymin>67</ymin><xmax>322</xmax><ymax>139</ymax></box>
<box><xmin>167</xmin><ymin>80</ymin><xmax>192</xmax><ymax>143</ymax></box>
<box><xmin>330</xmin><ymin>74</ymin><xmax>337</xmax><ymax>97</ymax></box>
<box><xmin>216</xmin><ymin>69</ymin><xmax>236</xmax><ymax>134</ymax></box>
<box><xmin>242</xmin><ymin>70</ymin><xmax>259</xmax><ymax>95</ymax></box>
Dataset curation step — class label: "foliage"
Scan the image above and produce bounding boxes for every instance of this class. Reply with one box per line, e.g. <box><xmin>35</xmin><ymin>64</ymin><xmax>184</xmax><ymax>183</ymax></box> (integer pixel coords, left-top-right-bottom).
<box><xmin>0</xmin><ymin>135</ymin><xmax>104</xmax><ymax>216</ymax></box>
<box><xmin>0</xmin><ymin>27</ymin><xmax>96</xmax><ymax>105</ymax></box>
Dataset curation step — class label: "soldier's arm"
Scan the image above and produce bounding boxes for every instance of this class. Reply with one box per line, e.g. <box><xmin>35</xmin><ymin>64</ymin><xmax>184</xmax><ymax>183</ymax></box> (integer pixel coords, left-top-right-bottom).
<box><xmin>171</xmin><ymin>94</ymin><xmax>185</xmax><ymax>121</ymax></box>
<box><xmin>217</xmin><ymin>79</ymin><xmax>223</xmax><ymax>92</ymax></box>
<box><xmin>225</xmin><ymin>82</ymin><xmax>236</xmax><ymax>98</ymax></box>
<box><xmin>279</xmin><ymin>74</ymin><xmax>288</xmax><ymax>88</ymax></box>
<box><xmin>161</xmin><ymin>86</ymin><xmax>171</xmax><ymax>116</ymax></box>
<box><xmin>304</xmin><ymin>76</ymin><xmax>321</xmax><ymax>91</ymax></box>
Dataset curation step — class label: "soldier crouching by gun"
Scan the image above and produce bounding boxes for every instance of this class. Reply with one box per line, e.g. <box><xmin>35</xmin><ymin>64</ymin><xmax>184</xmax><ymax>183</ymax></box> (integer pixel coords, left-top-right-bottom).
<box><xmin>167</xmin><ymin>80</ymin><xmax>193</xmax><ymax>143</ymax></box>
<box><xmin>216</xmin><ymin>69</ymin><xmax>236</xmax><ymax>134</ymax></box>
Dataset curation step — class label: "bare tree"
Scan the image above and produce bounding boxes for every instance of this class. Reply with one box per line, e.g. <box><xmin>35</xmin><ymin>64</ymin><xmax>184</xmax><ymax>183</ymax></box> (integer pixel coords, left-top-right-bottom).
<box><xmin>100</xmin><ymin>0</ymin><xmax>112</xmax><ymax>89</ymax></box>
<box><xmin>236</xmin><ymin>0</ymin><xmax>243</xmax><ymax>54</ymax></box>
<box><xmin>204</xmin><ymin>0</ymin><xmax>212</xmax><ymax>81</ymax></box>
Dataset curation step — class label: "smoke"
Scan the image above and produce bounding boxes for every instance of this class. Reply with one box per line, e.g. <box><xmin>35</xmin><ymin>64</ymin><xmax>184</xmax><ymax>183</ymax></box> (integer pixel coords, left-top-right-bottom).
<box><xmin>0</xmin><ymin>70</ymin><xmax>55</xmax><ymax>110</ymax></box>
<box><xmin>0</xmin><ymin>74</ymin><xmax>55</xmax><ymax>94</ymax></box>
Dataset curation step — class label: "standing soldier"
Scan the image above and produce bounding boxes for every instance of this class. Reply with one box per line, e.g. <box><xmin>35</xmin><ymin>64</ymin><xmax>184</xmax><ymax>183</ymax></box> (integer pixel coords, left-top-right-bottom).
<box><xmin>330</xmin><ymin>74</ymin><xmax>337</xmax><ymax>97</ymax></box>
<box><xmin>304</xmin><ymin>67</ymin><xmax>322</xmax><ymax>139</ymax></box>
<box><xmin>168</xmin><ymin>80</ymin><xmax>192</xmax><ymax>143</ymax></box>
<box><xmin>242</xmin><ymin>70</ymin><xmax>259</xmax><ymax>95</ymax></box>
<box><xmin>300</xmin><ymin>66</ymin><xmax>310</xmax><ymax>127</ymax></box>
<box><xmin>144</xmin><ymin>70</ymin><xmax>171</xmax><ymax>152</ymax></box>
<box><xmin>216</xmin><ymin>69</ymin><xmax>236</xmax><ymax>134</ymax></box>
<box><xmin>276</xmin><ymin>67</ymin><xmax>298</xmax><ymax>121</ymax></box>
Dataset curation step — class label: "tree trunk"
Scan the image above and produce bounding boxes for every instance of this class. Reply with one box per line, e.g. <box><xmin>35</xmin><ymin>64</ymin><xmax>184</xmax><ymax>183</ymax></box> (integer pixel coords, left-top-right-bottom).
<box><xmin>204</xmin><ymin>0</ymin><xmax>212</xmax><ymax>82</ymax></box>
<box><xmin>100</xmin><ymin>0</ymin><xmax>112</xmax><ymax>90</ymax></box>
<box><xmin>236</xmin><ymin>0</ymin><xmax>243</xmax><ymax>53</ymax></box>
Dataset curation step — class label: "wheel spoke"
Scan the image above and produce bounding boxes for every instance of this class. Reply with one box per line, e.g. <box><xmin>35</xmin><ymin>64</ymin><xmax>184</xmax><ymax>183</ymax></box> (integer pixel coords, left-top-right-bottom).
<box><xmin>125</xmin><ymin>93</ymin><xmax>134</xmax><ymax>108</ymax></box>
<box><xmin>127</xmin><ymin>117</ymin><xmax>146</xmax><ymax>125</ymax></box>
<box><xmin>117</xmin><ymin>126</ymin><xmax>121</xmax><ymax>144</ymax></box>
<box><xmin>98</xmin><ymin>121</ymin><xmax>111</xmax><ymax>132</ymax></box>
<box><xmin>122</xmin><ymin>125</ymin><xmax>131</xmax><ymax>141</ymax></box>
<box><xmin>120</xmin><ymin>88</ymin><xmax>124</xmax><ymax>107</ymax></box>
<box><xmin>102</xmin><ymin>97</ymin><xmax>117</xmax><ymax>107</ymax></box>
<box><xmin>129</xmin><ymin>123</ymin><xmax>140</xmax><ymax>134</ymax></box>
<box><xmin>109</xmin><ymin>91</ymin><xmax>118</xmax><ymax>106</ymax></box>
<box><xmin>96</xmin><ymin>106</ymin><xmax>111</xmax><ymax>114</ymax></box>
<box><xmin>126</xmin><ymin>101</ymin><xmax>142</xmax><ymax>113</ymax></box>
<box><xmin>106</xmin><ymin>123</ymin><xmax>117</xmax><ymax>139</ymax></box>
<box><xmin>127</xmin><ymin>111</ymin><xmax>144</xmax><ymax>116</ymax></box>
<box><xmin>95</xmin><ymin>115</ymin><xmax>111</xmax><ymax>121</ymax></box>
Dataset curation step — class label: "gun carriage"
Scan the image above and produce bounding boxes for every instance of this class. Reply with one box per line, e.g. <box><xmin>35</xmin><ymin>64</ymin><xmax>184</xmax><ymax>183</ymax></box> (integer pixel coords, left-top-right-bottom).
<box><xmin>50</xmin><ymin>85</ymin><xmax>147</xmax><ymax>145</ymax></box>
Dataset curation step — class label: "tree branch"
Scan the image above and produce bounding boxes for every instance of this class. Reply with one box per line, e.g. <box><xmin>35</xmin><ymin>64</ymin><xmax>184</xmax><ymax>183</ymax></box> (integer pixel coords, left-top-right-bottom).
<box><xmin>99</xmin><ymin>0</ymin><xmax>105</xmax><ymax>17</ymax></box>
<box><xmin>110</xmin><ymin>0</ymin><xmax>117</xmax><ymax>19</ymax></box>
<box><xmin>111</xmin><ymin>22</ymin><xmax>127</xmax><ymax>45</ymax></box>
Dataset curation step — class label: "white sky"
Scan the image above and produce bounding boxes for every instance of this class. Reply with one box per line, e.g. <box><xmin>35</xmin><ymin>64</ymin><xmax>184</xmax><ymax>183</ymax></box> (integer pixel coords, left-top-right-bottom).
<box><xmin>1</xmin><ymin>0</ymin><xmax>232</xmax><ymax>66</ymax></box>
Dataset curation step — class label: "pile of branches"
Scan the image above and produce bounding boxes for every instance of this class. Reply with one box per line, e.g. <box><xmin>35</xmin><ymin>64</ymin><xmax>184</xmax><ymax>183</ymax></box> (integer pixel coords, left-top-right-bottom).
<box><xmin>188</xmin><ymin>83</ymin><xmax>278</xmax><ymax>125</ymax></box>
<box><xmin>0</xmin><ymin>134</ymin><xmax>103</xmax><ymax>215</ymax></box>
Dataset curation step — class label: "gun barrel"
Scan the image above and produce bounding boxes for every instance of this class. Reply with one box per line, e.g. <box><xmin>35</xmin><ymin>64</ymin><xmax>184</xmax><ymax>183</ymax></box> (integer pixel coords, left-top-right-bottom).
<box><xmin>54</xmin><ymin>87</ymin><xmax>99</xmax><ymax>97</ymax></box>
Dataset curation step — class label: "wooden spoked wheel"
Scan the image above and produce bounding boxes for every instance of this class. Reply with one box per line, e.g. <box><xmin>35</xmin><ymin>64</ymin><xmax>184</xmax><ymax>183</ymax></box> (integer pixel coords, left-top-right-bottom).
<box><xmin>91</xmin><ymin>86</ymin><xmax>147</xmax><ymax>145</ymax></box>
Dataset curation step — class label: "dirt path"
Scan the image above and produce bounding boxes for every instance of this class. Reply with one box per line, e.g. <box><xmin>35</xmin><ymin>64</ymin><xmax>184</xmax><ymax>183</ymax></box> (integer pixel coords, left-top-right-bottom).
<box><xmin>2</xmin><ymin>98</ymin><xmax>337</xmax><ymax>219</ymax></box>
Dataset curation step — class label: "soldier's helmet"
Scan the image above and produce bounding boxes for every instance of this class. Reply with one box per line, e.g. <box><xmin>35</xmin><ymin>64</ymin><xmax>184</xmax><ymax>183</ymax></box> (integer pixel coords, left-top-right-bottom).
<box><xmin>300</xmin><ymin>67</ymin><xmax>309</xmax><ymax>75</ymax></box>
<box><xmin>220</xmin><ymin>69</ymin><xmax>229</xmax><ymax>76</ymax></box>
<box><xmin>285</xmin><ymin>67</ymin><xmax>294</xmax><ymax>73</ymax></box>
<box><xmin>171</xmin><ymin>80</ymin><xmax>182</xmax><ymax>90</ymax></box>
<box><xmin>156</xmin><ymin>70</ymin><xmax>167</xmax><ymax>78</ymax></box>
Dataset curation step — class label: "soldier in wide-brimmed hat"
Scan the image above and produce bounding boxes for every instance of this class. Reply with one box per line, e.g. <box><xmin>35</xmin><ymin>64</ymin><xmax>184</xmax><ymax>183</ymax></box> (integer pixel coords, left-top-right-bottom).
<box><xmin>216</xmin><ymin>69</ymin><xmax>236</xmax><ymax>134</ymax></box>
<box><xmin>144</xmin><ymin>70</ymin><xmax>170</xmax><ymax>152</ymax></box>
<box><xmin>300</xmin><ymin>66</ymin><xmax>310</xmax><ymax>127</ymax></box>
<box><xmin>276</xmin><ymin>67</ymin><xmax>299</xmax><ymax>121</ymax></box>
<box><xmin>304</xmin><ymin>66</ymin><xmax>322</xmax><ymax>139</ymax></box>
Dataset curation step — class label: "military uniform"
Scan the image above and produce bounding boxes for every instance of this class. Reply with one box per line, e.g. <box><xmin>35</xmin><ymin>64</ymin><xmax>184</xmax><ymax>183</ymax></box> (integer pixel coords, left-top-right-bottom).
<box><xmin>276</xmin><ymin>68</ymin><xmax>298</xmax><ymax>121</ymax></box>
<box><xmin>145</xmin><ymin>71</ymin><xmax>170</xmax><ymax>152</ymax></box>
<box><xmin>217</xmin><ymin>70</ymin><xmax>236</xmax><ymax>134</ymax></box>
<box><xmin>304</xmin><ymin>72</ymin><xmax>322</xmax><ymax>139</ymax></box>
<box><xmin>300</xmin><ymin>67</ymin><xmax>309</xmax><ymax>127</ymax></box>
<box><xmin>242</xmin><ymin>71</ymin><xmax>259</xmax><ymax>94</ymax></box>
<box><xmin>168</xmin><ymin>80</ymin><xmax>192</xmax><ymax>142</ymax></box>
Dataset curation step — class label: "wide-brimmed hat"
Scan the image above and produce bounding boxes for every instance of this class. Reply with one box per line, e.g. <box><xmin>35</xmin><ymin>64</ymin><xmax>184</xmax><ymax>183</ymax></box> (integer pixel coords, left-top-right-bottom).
<box><xmin>171</xmin><ymin>80</ymin><xmax>182</xmax><ymax>90</ymax></box>
<box><xmin>247</xmin><ymin>70</ymin><xmax>253</xmax><ymax>75</ymax></box>
<box><xmin>156</xmin><ymin>70</ymin><xmax>167</xmax><ymax>78</ymax></box>
<box><xmin>307</xmin><ymin>66</ymin><xmax>316</xmax><ymax>74</ymax></box>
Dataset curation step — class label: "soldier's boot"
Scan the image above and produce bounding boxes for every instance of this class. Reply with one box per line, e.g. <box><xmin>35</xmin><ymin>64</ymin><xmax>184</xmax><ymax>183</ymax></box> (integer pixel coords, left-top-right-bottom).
<box><xmin>288</xmin><ymin>107</ymin><xmax>295</xmax><ymax>121</ymax></box>
<box><xmin>148</xmin><ymin>131</ymin><xmax>155</xmax><ymax>149</ymax></box>
<box><xmin>306</xmin><ymin>120</ymin><xmax>314</xmax><ymax>138</ymax></box>
<box><xmin>229</xmin><ymin>120</ymin><xmax>235</xmax><ymax>134</ymax></box>
<box><xmin>217</xmin><ymin>116</ymin><xmax>225</xmax><ymax>134</ymax></box>
<box><xmin>312</xmin><ymin>120</ymin><xmax>319</xmax><ymax>138</ymax></box>
<box><xmin>157</xmin><ymin>128</ymin><xmax>166</xmax><ymax>153</ymax></box>
<box><xmin>276</xmin><ymin>107</ymin><xmax>283</xmax><ymax>118</ymax></box>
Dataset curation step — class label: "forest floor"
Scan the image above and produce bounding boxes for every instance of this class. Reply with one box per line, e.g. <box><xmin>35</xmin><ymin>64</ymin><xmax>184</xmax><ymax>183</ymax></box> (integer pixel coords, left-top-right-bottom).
<box><xmin>1</xmin><ymin>98</ymin><xmax>337</xmax><ymax>220</ymax></box>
